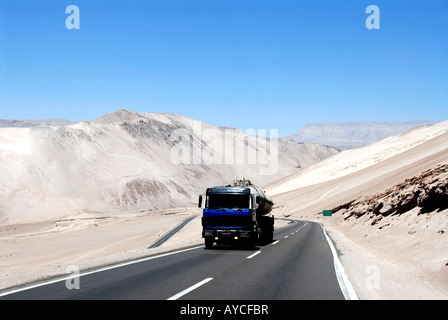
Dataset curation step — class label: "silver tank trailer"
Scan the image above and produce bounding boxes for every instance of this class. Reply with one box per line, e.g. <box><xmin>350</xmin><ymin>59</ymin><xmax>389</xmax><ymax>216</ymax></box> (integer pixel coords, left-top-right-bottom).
<box><xmin>233</xmin><ymin>178</ymin><xmax>273</xmax><ymax>216</ymax></box>
<box><xmin>248</xmin><ymin>186</ymin><xmax>273</xmax><ymax>216</ymax></box>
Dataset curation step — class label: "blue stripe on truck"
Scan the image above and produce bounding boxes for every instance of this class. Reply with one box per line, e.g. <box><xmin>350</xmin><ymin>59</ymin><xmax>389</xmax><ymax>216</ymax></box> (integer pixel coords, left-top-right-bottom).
<box><xmin>203</xmin><ymin>208</ymin><xmax>251</xmax><ymax>217</ymax></box>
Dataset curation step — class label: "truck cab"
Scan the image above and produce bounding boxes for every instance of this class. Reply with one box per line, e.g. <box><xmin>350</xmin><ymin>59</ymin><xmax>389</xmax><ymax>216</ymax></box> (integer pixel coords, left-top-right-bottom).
<box><xmin>199</xmin><ymin>179</ymin><xmax>274</xmax><ymax>249</ymax></box>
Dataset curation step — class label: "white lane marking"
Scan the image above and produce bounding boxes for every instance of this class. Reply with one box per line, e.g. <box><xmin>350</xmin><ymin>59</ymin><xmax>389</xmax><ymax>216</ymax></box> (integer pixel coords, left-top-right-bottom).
<box><xmin>0</xmin><ymin>245</ymin><xmax>204</xmax><ymax>297</ymax></box>
<box><xmin>271</xmin><ymin>240</ymin><xmax>280</xmax><ymax>245</ymax></box>
<box><xmin>320</xmin><ymin>224</ymin><xmax>359</xmax><ymax>300</ymax></box>
<box><xmin>167</xmin><ymin>277</ymin><xmax>213</xmax><ymax>300</ymax></box>
<box><xmin>281</xmin><ymin>222</ymin><xmax>308</xmax><ymax>240</ymax></box>
<box><xmin>246</xmin><ymin>251</ymin><xmax>261</xmax><ymax>259</ymax></box>
<box><xmin>298</xmin><ymin>222</ymin><xmax>308</xmax><ymax>231</ymax></box>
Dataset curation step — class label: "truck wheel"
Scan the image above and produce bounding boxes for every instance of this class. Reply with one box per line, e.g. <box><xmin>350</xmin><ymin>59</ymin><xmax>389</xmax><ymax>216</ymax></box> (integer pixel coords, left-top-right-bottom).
<box><xmin>268</xmin><ymin>228</ymin><xmax>274</xmax><ymax>243</ymax></box>
<box><xmin>247</xmin><ymin>236</ymin><xmax>256</xmax><ymax>249</ymax></box>
<box><xmin>205</xmin><ymin>238</ymin><xmax>214</xmax><ymax>249</ymax></box>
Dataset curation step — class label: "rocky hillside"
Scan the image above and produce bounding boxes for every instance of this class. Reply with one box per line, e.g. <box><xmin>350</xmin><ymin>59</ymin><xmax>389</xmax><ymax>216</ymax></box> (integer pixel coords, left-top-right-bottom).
<box><xmin>0</xmin><ymin>109</ymin><xmax>338</xmax><ymax>225</ymax></box>
<box><xmin>333</xmin><ymin>162</ymin><xmax>448</xmax><ymax>222</ymax></box>
<box><xmin>328</xmin><ymin>161</ymin><xmax>448</xmax><ymax>292</ymax></box>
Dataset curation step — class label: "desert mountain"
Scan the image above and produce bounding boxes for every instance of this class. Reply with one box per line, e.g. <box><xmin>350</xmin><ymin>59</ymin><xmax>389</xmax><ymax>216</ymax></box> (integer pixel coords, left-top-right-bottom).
<box><xmin>284</xmin><ymin>120</ymin><xmax>437</xmax><ymax>149</ymax></box>
<box><xmin>0</xmin><ymin>109</ymin><xmax>338</xmax><ymax>225</ymax></box>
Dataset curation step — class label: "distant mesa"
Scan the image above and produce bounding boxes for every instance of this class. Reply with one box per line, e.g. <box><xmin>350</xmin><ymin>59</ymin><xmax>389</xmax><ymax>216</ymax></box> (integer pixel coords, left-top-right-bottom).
<box><xmin>284</xmin><ymin>120</ymin><xmax>438</xmax><ymax>150</ymax></box>
<box><xmin>0</xmin><ymin>118</ymin><xmax>76</xmax><ymax>127</ymax></box>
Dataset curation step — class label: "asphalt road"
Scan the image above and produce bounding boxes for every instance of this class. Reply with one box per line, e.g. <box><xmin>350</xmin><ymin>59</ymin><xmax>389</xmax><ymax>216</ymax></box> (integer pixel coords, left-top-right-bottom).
<box><xmin>0</xmin><ymin>220</ymin><xmax>356</xmax><ymax>300</ymax></box>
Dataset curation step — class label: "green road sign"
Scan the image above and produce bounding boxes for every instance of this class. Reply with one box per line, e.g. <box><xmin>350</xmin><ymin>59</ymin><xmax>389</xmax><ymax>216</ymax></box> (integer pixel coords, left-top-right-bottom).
<box><xmin>323</xmin><ymin>210</ymin><xmax>332</xmax><ymax>216</ymax></box>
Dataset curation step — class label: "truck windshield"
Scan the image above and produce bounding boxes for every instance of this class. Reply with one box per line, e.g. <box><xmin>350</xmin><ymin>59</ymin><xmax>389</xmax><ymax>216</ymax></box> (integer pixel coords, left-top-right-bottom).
<box><xmin>207</xmin><ymin>194</ymin><xmax>250</xmax><ymax>209</ymax></box>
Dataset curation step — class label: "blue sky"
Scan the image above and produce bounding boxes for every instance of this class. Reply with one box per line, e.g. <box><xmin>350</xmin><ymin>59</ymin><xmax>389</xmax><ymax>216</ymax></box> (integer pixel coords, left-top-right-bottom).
<box><xmin>0</xmin><ymin>0</ymin><xmax>447</xmax><ymax>136</ymax></box>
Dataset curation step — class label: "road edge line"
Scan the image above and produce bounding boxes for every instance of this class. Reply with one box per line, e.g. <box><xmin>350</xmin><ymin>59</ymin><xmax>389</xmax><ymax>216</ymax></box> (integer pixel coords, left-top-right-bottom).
<box><xmin>320</xmin><ymin>223</ymin><xmax>359</xmax><ymax>300</ymax></box>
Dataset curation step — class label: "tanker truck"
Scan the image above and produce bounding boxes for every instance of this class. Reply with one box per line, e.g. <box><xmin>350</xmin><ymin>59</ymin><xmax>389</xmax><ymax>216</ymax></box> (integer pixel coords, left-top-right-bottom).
<box><xmin>198</xmin><ymin>178</ymin><xmax>274</xmax><ymax>249</ymax></box>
